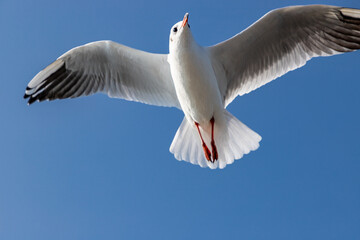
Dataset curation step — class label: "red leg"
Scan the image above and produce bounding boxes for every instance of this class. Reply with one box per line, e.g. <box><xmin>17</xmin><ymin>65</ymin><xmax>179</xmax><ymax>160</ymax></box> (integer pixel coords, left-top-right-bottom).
<box><xmin>195</xmin><ymin>122</ymin><xmax>212</xmax><ymax>162</ymax></box>
<box><xmin>210</xmin><ymin>117</ymin><xmax>218</xmax><ymax>162</ymax></box>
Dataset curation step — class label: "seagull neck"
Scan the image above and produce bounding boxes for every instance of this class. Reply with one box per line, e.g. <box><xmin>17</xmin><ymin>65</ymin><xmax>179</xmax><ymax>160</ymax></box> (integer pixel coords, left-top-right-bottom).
<box><xmin>169</xmin><ymin>35</ymin><xmax>200</xmax><ymax>63</ymax></box>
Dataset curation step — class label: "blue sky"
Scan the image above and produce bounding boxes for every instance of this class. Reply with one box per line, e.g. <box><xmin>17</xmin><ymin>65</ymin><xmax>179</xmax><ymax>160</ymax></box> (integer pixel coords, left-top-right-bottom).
<box><xmin>1</xmin><ymin>0</ymin><xmax>360</xmax><ymax>239</ymax></box>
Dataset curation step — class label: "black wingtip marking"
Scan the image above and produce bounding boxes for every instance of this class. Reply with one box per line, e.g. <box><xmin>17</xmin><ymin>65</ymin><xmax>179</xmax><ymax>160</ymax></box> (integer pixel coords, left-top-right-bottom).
<box><xmin>24</xmin><ymin>60</ymin><xmax>67</xmax><ymax>105</ymax></box>
<box><xmin>28</xmin><ymin>96</ymin><xmax>37</xmax><ymax>105</ymax></box>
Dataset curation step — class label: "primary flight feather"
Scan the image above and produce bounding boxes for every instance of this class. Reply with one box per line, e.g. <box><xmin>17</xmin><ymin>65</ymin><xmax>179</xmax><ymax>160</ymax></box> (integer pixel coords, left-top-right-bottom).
<box><xmin>24</xmin><ymin>5</ymin><xmax>360</xmax><ymax>169</ymax></box>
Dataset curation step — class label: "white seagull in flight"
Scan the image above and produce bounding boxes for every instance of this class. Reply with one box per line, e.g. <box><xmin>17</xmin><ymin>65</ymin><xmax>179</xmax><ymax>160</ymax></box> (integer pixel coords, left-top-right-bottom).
<box><xmin>24</xmin><ymin>5</ymin><xmax>360</xmax><ymax>169</ymax></box>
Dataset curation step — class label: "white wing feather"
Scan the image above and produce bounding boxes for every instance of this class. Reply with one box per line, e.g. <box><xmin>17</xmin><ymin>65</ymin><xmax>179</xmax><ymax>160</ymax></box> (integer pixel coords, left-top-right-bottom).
<box><xmin>208</xmin><ymin>5</ymin><xmax>360</xmax><ymax>106</ymax></box>
<box><xmin>24</xmin><ymin>40</ymin><xmax>180</xmax><ymax>108</ymax></box>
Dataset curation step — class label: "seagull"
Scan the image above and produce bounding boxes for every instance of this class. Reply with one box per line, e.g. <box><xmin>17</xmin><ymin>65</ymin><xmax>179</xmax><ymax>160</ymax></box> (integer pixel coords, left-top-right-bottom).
<box><xmin>24</xmin><ymin>5</ymin><xmax>360</xmax><ymax>169</ymax></box>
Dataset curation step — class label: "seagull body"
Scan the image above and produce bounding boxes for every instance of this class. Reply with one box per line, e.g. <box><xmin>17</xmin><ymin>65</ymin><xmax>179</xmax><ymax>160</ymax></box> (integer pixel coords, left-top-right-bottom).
<box><xmin>168</xmin><ymin>14</ymin><xmax>228</xmax><ymax>163</ymax></box>
<box><xmin>169</xmin><ymin>15</ymin><xmax>222</xmax><ymax>126</ymax></box>
<box><xmin>24</xmin><ymin>5</ymin><xmax>360</xmax><ymax>169</ymax></box>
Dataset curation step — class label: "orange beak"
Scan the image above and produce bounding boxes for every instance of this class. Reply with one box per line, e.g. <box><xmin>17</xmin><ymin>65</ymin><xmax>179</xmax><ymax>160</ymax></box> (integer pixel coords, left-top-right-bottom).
<box><xmin>181</xmin><ymin>13</ymin><xmax>189</xmax><ymax>28</ymax></box>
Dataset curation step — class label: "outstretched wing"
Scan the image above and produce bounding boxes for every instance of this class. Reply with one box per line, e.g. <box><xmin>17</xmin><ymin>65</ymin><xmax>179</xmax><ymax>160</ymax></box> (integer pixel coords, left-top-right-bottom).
<box><xmin>208</xmin><ymin>5</ymin><xmax>360</xmax><ymax>106</ymax></box>
<box><xmin>24</xmin><ymin>40</ymin><xmax>180</xmax><ymax>108</ymax></box>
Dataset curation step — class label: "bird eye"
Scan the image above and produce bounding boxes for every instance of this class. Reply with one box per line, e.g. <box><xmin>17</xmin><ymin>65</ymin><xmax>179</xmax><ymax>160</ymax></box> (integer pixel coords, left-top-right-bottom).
<box><xmin>173</xmin><ymin>27</ymin><xmax>178</xmax><ymax>33</ymax></box>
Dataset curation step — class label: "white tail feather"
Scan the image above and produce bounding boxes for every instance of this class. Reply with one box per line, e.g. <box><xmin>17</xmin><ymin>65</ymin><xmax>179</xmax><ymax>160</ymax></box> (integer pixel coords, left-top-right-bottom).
<box><xmin>170</xmin><ymin>111</ymin><xmax>261</xmax><ymax>169</ymax></box>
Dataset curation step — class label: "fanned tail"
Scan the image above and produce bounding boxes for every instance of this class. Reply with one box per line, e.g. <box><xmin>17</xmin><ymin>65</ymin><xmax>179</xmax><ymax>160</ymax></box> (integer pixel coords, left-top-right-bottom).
<box><xmin>170</xmin><ymin>110</ymin><xmax>261</xmax><ymax>169</ymax></box>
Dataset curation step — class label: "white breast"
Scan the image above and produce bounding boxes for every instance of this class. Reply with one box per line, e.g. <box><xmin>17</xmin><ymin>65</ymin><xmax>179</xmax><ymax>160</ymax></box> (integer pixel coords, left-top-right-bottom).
<box><xmin>168</xmin><ymin>42</ymin><xmax>223</xmax><ymax>125</ymax></box>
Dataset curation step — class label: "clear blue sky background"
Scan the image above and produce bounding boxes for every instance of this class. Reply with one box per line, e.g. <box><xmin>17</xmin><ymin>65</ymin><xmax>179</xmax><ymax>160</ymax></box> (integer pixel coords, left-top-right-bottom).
<box><xmin>1</xmin><ymin>0</ymin><xmax>359</xmax><ymax>239</ymax></box>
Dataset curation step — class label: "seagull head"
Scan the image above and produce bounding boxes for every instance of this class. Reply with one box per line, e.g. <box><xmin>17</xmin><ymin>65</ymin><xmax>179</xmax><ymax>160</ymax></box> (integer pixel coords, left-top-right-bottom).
<box><xmin>169</xmin><ymin>13</ymin><xmax>193</xmax><ymax>51</ymax></box>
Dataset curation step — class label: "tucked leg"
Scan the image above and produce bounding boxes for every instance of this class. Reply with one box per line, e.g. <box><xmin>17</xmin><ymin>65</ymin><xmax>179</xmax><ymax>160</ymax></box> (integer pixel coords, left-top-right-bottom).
<box><xmin>195</xmin><ymin>122</ymin><xmax>212</xmax><ymax>162</ymax></box>
<box><xmin>210</xmin><ymin>117</ymin><xmax>218</xmax><ymax>162</ymax></box>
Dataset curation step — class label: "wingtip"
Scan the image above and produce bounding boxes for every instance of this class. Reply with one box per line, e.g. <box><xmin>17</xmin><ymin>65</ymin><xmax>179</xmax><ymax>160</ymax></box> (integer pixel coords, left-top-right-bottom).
<box><xmin>27</xmin><ymin>96</ymin><xmax>36</xmax><ymax>105</ymax></box>
<box><xmin>23</xmin><ymin>92</ymin><xmax>31</xmax><ymax>99</ymax></box>
<box><xmin>340</xmin><ymin>7</ymin><xmax>360</xmax><ymax>20</ymax></box>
